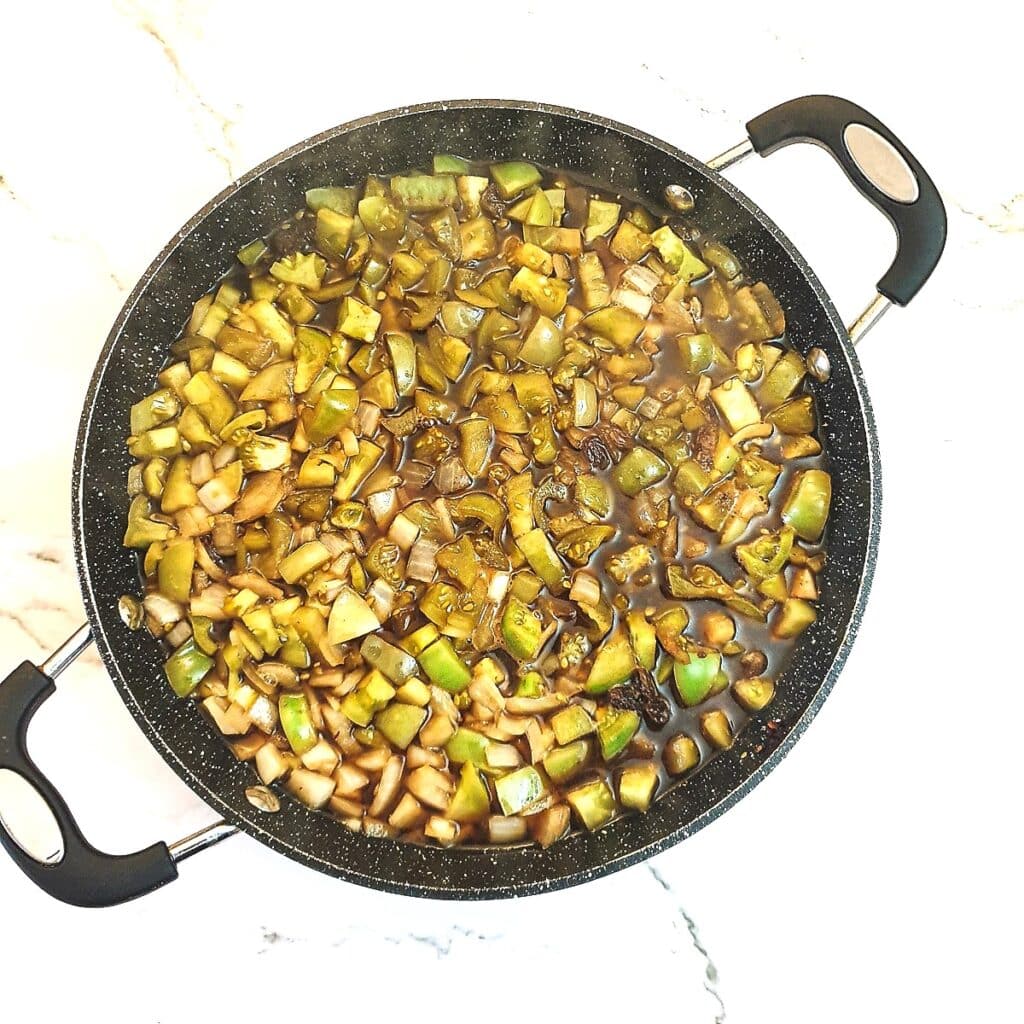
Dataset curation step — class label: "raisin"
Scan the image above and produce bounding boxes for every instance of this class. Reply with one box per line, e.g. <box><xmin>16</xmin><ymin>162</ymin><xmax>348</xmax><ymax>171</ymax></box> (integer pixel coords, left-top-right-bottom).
<box><xmin>480</xmin><ymin>184</ymin><xmax>508</xmax><ymax>219</ymax></box>
<box><xmin>581</xmin><ymin>436</ymin><xmax>612</xmax><ymax>471</ymax></box>
<box><xmin>740</xmin><ymin>650</ymin><xmax>768</xmax><ymax>678</ymax></box>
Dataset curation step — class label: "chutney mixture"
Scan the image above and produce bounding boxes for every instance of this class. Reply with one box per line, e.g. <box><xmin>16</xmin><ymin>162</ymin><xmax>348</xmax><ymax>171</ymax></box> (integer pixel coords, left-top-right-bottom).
<box><xmin>122</xmin><ymin>155</ymin><xmax>831</xmax><ymax>848</ymax></box>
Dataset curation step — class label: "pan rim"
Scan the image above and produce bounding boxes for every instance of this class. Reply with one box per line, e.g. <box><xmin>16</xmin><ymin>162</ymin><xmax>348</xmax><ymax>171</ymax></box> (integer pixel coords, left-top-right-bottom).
<box><xmin>71</xmin><ymin>98</ymin><xmax>881</xmax><ymax>899</ymax></box>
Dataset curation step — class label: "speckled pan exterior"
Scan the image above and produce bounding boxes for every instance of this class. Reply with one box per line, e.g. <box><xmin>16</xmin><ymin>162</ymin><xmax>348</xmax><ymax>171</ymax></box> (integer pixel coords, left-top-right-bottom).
<box><xmin>71</xmin><ymin>100</ymin><xmax>880</xmax><ymax>899</ymax></box>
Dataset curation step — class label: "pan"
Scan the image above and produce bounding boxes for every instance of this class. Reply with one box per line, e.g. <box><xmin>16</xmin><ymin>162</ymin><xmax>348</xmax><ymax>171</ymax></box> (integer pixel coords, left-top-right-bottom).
<box><xmin>0</xmin><ymin>95</ymin><xmax>945</xmax><ymax>905</ymax></box>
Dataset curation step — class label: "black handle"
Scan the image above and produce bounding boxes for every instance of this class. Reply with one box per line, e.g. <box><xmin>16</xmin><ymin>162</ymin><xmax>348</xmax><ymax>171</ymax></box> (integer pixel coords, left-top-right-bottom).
<box><xmin>746</xmin><ymin>95</ymin><xmax>946</xmax><ymax>306</ymax></box>
<box><xmin>0</xmin><ymin>661</ymin><xmax>177</xmax><ymax>907</ymax></box>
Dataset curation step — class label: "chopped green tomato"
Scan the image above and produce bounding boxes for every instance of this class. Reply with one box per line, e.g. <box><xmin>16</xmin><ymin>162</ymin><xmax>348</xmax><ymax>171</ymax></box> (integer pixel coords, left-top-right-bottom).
<box><xmin>585</xmin><ymin>633</ymin><xmax>634</xmax><ymax>694</ymax></box>
<box><xmin>305</xmin><ymin>185</ymin><xmax>358</xmax><ymax>215</ymax></box>
<box><xmin>736</xmin><ymin>526</ymin><xmax>795</xmax><ymax>581</ymax></box>
<box><xmin>390</xmin><ymin>174</ymin><xmax>458</xmax><ymax>211</ymax></box>
<box><xmin>612</xmin><ymin>447</ymin><xmax>669</xmax><ymax>497</ymax></box>
<box><xmin>651</xmin><ymin>226</ymin><xmax>709</xmax><ymax>282</ymax></box>
<box><xmin>596</xmin><ymin>707</ymin><xmax>640</xmax><ymax>761</ymax></box>
<box><xmin>773</xmin><ymin>598</ymin><xmax>817</xmax><ymax>639</ymax></box>
<box><xmin>445</xmin><ymin>727</ymin><xmax>493</xmax><ymax>766</ymax></box>
<box><xmin>673</xmin><ymin>651</ymin><xmax>726</xmax><ymax>707</ymax></box>
<box><xmin>340</xmin><ymin>670</ymin><xmax>396</xmax><ymax>727</ymax></box>
<box><xmin>476</xmin><ymin>392</ymin><xmax>529</xmax><ymax>434</ymax></box>
<box><xmin>241</xmin><ymin>606</ymin><xmax>280</xmax><ymax>656</ymax></box>
<box><xmin>327</xmin><ymin>586</ymin><xmax>381</xmax><ymax>645</ymax></box>
<box><xmin>567</xmin><ymin>779</ymin><xmax>617</xmax><ymax>830</ymax></box>
<box><xmin>551</xmin><ymin>704</ymin><xmax>596</xmax><ymax>744</ymax></box>
<box><xmin>374</xmin><ymin>702</ymin><xmax>428</xmax><ymax>749</ymax></box>
<box><xmin>433</xmin><ymin>154</ymin><xmax>470</xmax><ymax>174</ymax></box>
<box><xmin>418</xmin><ymin>637</ymin><xmax>472</xmax><ymax>693</ymax></box>
<box><xmin>781</xmin><ymin>470</ymin><xmax>832</xmax><ymax>542</ymax></box>
<box><xmin>626</xmin><ymin>610</ymin><xmax>657</xmax><ymax>670</ymax></box>
<box><xmin>733</xmin><ymin>676</ymin><xmax>776</xmax><ymax>712</ymax></box>
<box><xmin>460</xmin><ymin>216</ymin><xmax>499</xmax><ymax>260</ymax></box>
<box><xmin>759</xmin><ymin>350</ymin><xmax>805</xmax><ymax>408</ymax></box>
<box><xmin>501</xmin><ymin>596</ymin><xmax>543</xmax><ymax>661</ymax></box>
<box><xmin>337</xmin><ymin>296</ymin><xmax>382</xmax><ymax>342</ymax></box>
<box><xmin>509</xmin><ymin>267</ymin><xmax>569</xmax><ymax>318</ymax></box>
<box><xmin>333</xmin><ymin>439</ymin><xmax>384</xmax><ymax>501</ymax></box>
<box><xmin>384</xmin><ymin>331</ymin><xmax>417</xmax><ymax>397</ymax></box>
<box><xmin>279</xmin><ymin>541</ymin><xmax>331</xmax><ymax>584</ymax></box>
<box><xmin>130</xmin><ymin>389</ymin><xmax>180</xmax><ymax>436</ymax></box>
<box><xmin>700</xmin><ymin>709</ymin><xmax>734</xmax><ymax>750</ymax></box>
<box><xmin>543</xmin><ymin>739</ymin><xmax>590</xmax><ymax>783</ymax></box>
<box><xmin>165</xmin><ymin>638</ymin><xmax>213</xmax><ymax>698</ymax></box>
<box><xmin>398</xmin><ymin>622</ymin><xmax>440</xmax><ymax>657</ymax></box>
<box><xmin>314</xmin><ymin>208</ymin><xmax>353</xmax><ymax>261</ymax></box>
<box><xmin>157</xmin><ymin>538</ymin><xmax>195</xmax><ymax>604</ymax></box>
<box><xmin>517</xmin><ymin>528</ymin><xmax>565</xmax><ymax>593</ymax></box>
<box><xmin>584</xmin><ymin>199</ymin><xmax>621</xmax><ymax>242</ymax></box>
<box><xmin>361</xmin><ymin>634</ymin><xmax>418</xmax><ymax>683</ymax></box>
<box><xmin>495</xmin><ymin>765</ymin><xmax>546</xmax><ymax>815</ymax></box>
<box><xmin>582</xmin><ymin>306</ymin><xmax>645</xmax><ymax>350</ymax></box>
<box><xmin>767</xmin><ymin>394</ymin><xmax>816</xmax><ymax>434</ymax></box>
<box><xmin>237</xmin><ymin>238</ymin><xmax>267</xmax><ymax>267</ymax></box>
<box><xmin>609</xmin><ymin>220</ymin><xmax>652</xmax><ymax>262</ymax></box>
<box><xmin>490</xmin><ymin>161</ymin><xmax>542</xmax><ymax>199</ymax></box>
<box><xmin>577</xmin><ymin>252</ymin><xmax>610</xmax><ymax>309</ymax></box>
<box><xmin>518</xmin><ymin>316</ymin><xmax>563</xmax><ymax>367</ymax></box>
<box><xmin>293</xmin><ymin>328</ymin><xmax>332</xmax><ymax>394</ymax></box>
<box><xmin>270</xmin><ymin>252</ymin><xmax>325</xmax><ymax>289</ymax></box>
<box><xmin>183</xmin><ymin>371</ymin><xmax>235</xmax><ymax>433</ymax></box>
<box><xmin>618</xmin><ymin>762</ymin><xmax>659</xmax><ymax>812</ymax></box>
<box><xmin>448</xmin><ymin>762</ymin><xmax>490</xmax><ymax>822</ymax></box>
<box><xmin>710</xmin><ymin>378</ymin><xmax>762</xmax><ymax>432</ymax></box>
<box><xmin>664</xmin><ymin>734</ymin><xmax>700</xmax><ymax>775</ymax></box>
<box><xmin>279</xmin><ymin>693</ymin><xmax>318</xmax><ymax>755</ymax></box>
<box><xmin>124</xmin><ymin>495</ymin><xmax>172</xmax><ymax>548</ymax></box>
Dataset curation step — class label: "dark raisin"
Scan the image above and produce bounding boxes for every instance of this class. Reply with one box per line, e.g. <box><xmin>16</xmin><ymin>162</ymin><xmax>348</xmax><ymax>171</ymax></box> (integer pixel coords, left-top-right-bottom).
<box><xmin>609</xmin><ymin>685</ymin><xmax>642</xmax><ymax>712</ymax></box>
<box><xmin>642</xmin><ymin>696</ymin><xmax>671</xmax><ymax>731</ymax></box>
<box><xmin>581</xmin><ymin>436</ymin><xmax>612</xmax><ymax>471</ymax></box>
<box><xmin>595</xmin><ymin>423</ymin><xmax>633</xmax><ymax>456</ymax></box>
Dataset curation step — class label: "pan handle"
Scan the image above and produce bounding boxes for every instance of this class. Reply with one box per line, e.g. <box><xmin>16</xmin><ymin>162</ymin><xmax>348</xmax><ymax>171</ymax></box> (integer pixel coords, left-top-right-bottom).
<box><xmin>0</xmin><ymin>626</ymin><xmax>178</xmax><ymax>907</ymax></box>
<box><xmin>708</xmin><ymin>95</ymin><xmax>946</xmax><ymax>335</ymax></box>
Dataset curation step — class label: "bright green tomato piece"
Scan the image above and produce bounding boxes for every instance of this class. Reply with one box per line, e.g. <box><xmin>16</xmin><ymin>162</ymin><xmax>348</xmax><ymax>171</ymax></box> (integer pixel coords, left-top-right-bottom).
<box><xmin>448</xmin><ymin>762</ymin><xmax>490</xmax><ymax>822</ymax></box>
<box><xmin>495</xmin><ymin>765</ymin><xmax>546</xmax><ymax>815</ymax></box>
<box><xmin>543</xmin><ymin>740</ymin><xmax>590</xmax><ymax>783</ymax></box>
<box><xmin>673</xmin><ymin>652</ymin><xmax>726</xmax><ymax>707</ymax></box>
<box><xmin>597</xmin><ymin>708</ymin><xmax>640</xmax><ymax>761</ymax></box>
<box><xmin>612</xmin><ymin>447</ymin><xmax>669</xmax><ymax>497</ymax></box>
<box><xmin>164</xmin><ymin>637</ymin><xmax>213</xmax><ymax>698</ymax></box>
<box><xmin>390</xmin><ymin>174</ymin><xmax>458</xmax><ymax>211</ymax></box>
<box><xmin>279</xmin><ymin>693</ymin><xmax>318</xmax><ymax>755</ymax></box>
<box><xmin>433</xmin><ymin>154</ymin><xmax>471</xmax><ymax>174</ymax></box>
<box><xmin>157</xmin><ymin>538</ymin><xmax>195</xmax><ymax>605</ymax></box>
<box><xmin>374</xmin><ymin>703</ymin><xmax>427</xmax><ymax>749</ymax></box>
<box><xmin>445</xmin><ymin>727</ymin><xmax>492</xmax><ymax>765</ymax></box>
<box><xmin>305</xmin><ymin>186</ymin><xmax>358</xmax><ymax>215</ymax></box>
<box><xmin>567</xmin><ymin>779</ymin><xmax>617</xmax><ymax>830</ymax></box>
<box><xmin>551</xmin><ymin>704</ymin><xmax>596</xmax><ymax>745</ymax></box>
<box><xmin>626</xmin><ymin>610</ymin><xmax>657</xmax><ymax>670</ymax></box>
<box><xmin>781</xmin><ymin>469</ymin><xmax>832</xmax><ymax>542</ymax></box>
<box><xmin>490</xmin><ymin>161</ymin><xmax>542</xmax><ymax>199</ymax></box>
<box><xmin>585</xmin><ymin>633</ymin><xmax>635</xmax><ymax>694</ymax></box>
<box><xmin>501</xmin><ymin>596</ymin><xmax>543</xmax><ymax>661</ymax></box>
<box><xmin>418</xmin><ymin>637</ymin><xmax>472</xmax><ymax>693</ymax></box>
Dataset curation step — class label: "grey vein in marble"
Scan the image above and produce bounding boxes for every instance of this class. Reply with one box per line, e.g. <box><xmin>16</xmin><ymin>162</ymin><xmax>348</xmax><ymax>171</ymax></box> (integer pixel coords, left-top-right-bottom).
<box><xmin>119</xmin><ymin>1</ymin><xmax>242</xmax><ymax>181</ymax></box>
<box><xmin>0</xmin><ymin>170</ymin><xmax>130</xmax><ymax>292</ymax></box>
<box><xmin>648</xmin><ymin>864</ymin><xmax>727</xmax><ymax>1023</ymax></box>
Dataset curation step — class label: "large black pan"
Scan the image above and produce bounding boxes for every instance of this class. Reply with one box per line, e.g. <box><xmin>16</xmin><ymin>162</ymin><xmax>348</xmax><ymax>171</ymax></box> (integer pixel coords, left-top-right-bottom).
<box><xmin>0</xmin><ymin>96</ymin><xmax>945</xmax><ymax>906</ymax></box>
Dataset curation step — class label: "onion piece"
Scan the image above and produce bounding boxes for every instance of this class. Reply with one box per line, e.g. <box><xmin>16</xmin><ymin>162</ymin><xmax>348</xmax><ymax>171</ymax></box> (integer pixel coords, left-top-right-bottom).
<box><xmin>368</xmin><ymin>488</ymin><xmax>399</xmax><ymax>528</ymax></box>
<box><xmin>488</xmin><ymin>815</ymin><xmax>528</xmax><ymax>844</ymax></box>
<box><xmin>406</xmin><ymin>538</ymin><xmax>439</xmax><ymax>583</ymax></box>
<box><xmin>366</xmin><ymin>577</ymin><xmax>396</xmax><ymax>620</ymax></box>
<box><xmin>368</xmin><ymin>755</ymin><xmax>404</xmax><ymax>818</ymax></box>
<box><xmin>143</xmin><ymin>593</ymin><xmax>184</xmax><ymax>629</ymax></box>
<box><xmin>286</xmin><ymin>768</ymin><xmax>336</xmax><ymax>809</ymax></box>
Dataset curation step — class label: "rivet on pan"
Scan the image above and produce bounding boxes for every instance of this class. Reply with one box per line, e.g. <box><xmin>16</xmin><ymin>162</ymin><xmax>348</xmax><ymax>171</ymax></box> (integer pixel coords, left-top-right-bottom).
<box><xmin>664</xmin><ymin>184</ymin><xmax>695</xmax><ymax>213</ymax></box>
<box><xmin>806</xmin><ymin>347</ymin><xmax>831</xmax><ymax>382</ymax></box>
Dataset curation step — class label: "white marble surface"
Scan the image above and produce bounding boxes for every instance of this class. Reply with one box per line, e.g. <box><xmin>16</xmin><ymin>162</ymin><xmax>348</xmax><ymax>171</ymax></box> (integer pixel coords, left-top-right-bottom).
<box><xmin>0</xmin><ymin>2</ymin><xmax>1019</xmax><ymax>1021</ymax></box>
